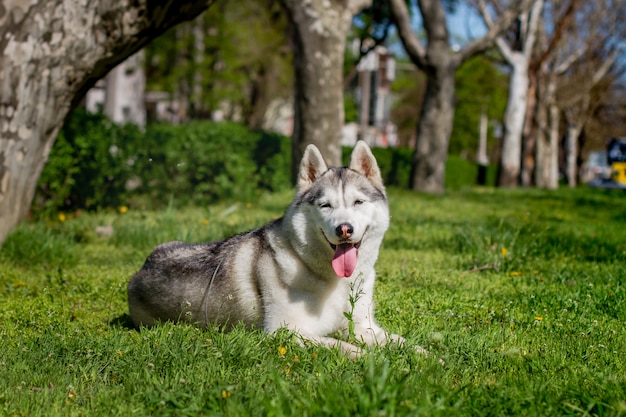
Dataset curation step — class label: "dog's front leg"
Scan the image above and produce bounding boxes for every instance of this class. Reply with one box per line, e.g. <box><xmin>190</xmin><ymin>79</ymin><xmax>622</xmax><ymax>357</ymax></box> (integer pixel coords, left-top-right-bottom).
<box><xmin>351</xmin><ymin>297</ymin><xmax>428</xmax><ymax>354</ymax></box>
<box><xmin>297</xmin><ymin>334</ymin><xmax>363</xmax><ymax>359</ymax></box>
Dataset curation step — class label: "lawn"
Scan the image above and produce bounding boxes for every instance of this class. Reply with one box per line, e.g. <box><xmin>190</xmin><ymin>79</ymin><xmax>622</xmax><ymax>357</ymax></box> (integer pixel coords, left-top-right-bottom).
<box><xmin>1</xmin><ymin>187</ymin><xmax>625</xmax><ymax>416</ymax></box>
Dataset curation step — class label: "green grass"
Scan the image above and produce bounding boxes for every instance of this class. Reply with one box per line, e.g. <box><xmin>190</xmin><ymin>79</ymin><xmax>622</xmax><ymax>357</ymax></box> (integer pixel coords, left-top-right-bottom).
<box><xmin>1</xmin><ymin>187</ymin><xmax>625</xmax><ymax>416</ymax></box>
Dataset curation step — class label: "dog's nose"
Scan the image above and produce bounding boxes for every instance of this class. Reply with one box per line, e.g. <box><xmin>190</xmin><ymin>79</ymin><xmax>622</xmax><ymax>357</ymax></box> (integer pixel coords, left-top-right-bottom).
<box><xmin>335</xmin><ymin>223</ymin><xmax>354</xmax><ymax>239</ymax></box>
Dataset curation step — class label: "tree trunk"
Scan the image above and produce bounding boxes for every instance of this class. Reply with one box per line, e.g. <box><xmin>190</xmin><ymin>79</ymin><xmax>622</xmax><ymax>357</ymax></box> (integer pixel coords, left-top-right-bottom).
<box><xmin>0</xmin><ymin>0</ymin><xmax>215</xmax><ymax>244</ymax></box>
<box><xmin>534</xmin><ymin>79</ymin><xmax>549</xmax><ymax>189</ymax></box>
<box><xmin>521</xmin><ymin>72</ymin><xmax>537</xmax><ymax>187</ymax></box>
<box><xmin>490</xmin><ymin>0</ymin><xmax>543</xmax><ymax>188</ymax></box>
<box><xmin>280</xmin><ymin>0</ymin><xmax>368</xmax><ymax>179</ymax></box>
<box><xmin>410</xmin><ymin>56</ymin><xmax>457</xmax><ymax>193</ymax></box>
<box><xmin>547</xmin><ymin>98</ymin><xmax>560</xmax><ymax>189</ymax></box>
<box><xmin>498</xmin><ymin>59</ymin><xmax>529</xmax><ymax>187</ymax></box>
<box><xmin>534</xmin><ymin>72</ymin><xmax>558</xmax><ymax>189</ymax></box>
<box><xmin>564</xmin><ymin>123</ymin><xmax>582</xmax><ymax>187</ymax></box>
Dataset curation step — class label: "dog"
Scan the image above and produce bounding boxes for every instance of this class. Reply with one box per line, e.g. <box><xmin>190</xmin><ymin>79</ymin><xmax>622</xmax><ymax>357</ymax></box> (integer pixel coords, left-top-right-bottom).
<box><xmin>127</xmin><ymin>141</ymin><xmax>411</xmax><ymax>357</ymax></box>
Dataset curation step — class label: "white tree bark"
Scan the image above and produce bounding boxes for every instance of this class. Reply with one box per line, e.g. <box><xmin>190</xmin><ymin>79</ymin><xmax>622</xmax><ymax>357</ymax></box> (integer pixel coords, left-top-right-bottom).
<box><xmin>0</xmin><ymin>0</ymin><xmax>214</xmax><ymax>244</ymax></box>
<box><xmin>480</xmin><ymin>0</ymin><xmax>543</xmax><ymax>187</ymax></box>
<box><xmin>499</xmin><ymin>57</ymin><xmax>531</xmax><ymax>186</ymax></box>
<box><xmin>547</xmin><ymin>94</ymin><xmax>560</xmax><ymax>189</ymax></box>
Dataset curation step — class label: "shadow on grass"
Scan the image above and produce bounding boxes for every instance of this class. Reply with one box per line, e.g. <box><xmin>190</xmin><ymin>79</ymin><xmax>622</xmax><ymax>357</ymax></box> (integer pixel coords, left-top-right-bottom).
<box><xmin>109</xmin><ymin>313</ymin><xmax>136</xmax><ymax>330</ymax></box>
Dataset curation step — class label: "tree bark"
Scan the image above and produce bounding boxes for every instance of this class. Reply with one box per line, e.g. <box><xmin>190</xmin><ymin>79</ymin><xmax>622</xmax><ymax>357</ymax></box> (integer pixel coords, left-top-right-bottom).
<box><xmin>534</xmin><ymin>95</ymin><xmax>549</xmax><ymax>189</ymax></box>
<box><xmin>486</xmin><ymin>0</ymin><xmax>544</xmax><ymax>188</ymax></box>
<box><xmin>0</xmin><ymin>0</ymin><xmax>215</xmax><ymax>244</ymax></box>
<box><xmin>521</xmin><ymin>72</ymin><xmax>537</xmax><ymax>187</ymax></box>
<box><xmin>564</xmin><ymin>123</ymin><xmax>582</xmax><ymax>187</ymax></box>
<box><xmin>410</xmin><ymin>54</ymin><xmax>456</xmax><ymax>192</ymax></box>
<box><xmin>280</xmin><ymin>0</ymin><xmax>369</xmax><ymax>179</ymax></box>
<box><xmin>498</xmin><ymin>56</ymin><xmax>530</xmax><ymax>187</ymax></box>
<box><xmin>547</xmin><ymin>93</ymin><xmax>560</xmax><ymax>189</ymax></box>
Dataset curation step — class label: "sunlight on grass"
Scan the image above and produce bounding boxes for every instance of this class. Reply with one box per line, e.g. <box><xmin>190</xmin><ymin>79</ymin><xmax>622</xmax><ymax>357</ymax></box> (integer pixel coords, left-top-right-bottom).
<box><xmin>0</xmin><ymin>187</ymin><xmax>625</xmax><ymax>416</ymax></box>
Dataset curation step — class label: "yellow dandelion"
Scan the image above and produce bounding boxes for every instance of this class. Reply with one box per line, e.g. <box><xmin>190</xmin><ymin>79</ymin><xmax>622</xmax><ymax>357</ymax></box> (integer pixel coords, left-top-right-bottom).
<box><xmin>509</xmin><ymin>271</ymin><xmax>522</xmax><ymax>276</ymax></box>
<box><xmin>277</xmin><ymin>346</ymin><xmax>287</xmax><ymax>356</ymax></box>
<box><xmin>117</xmin><ymin>350</ymin><xmax>123</xmax><ymax>357</ymax></box>
<box><xmin>201</xmin><ymin>219</ymin><xmax>209</xmax><ymax>225</ymax></box>
<box><xmin>535</xmin><ymin>316</ymin><xmax>543</xmax><ymax>321</ymax></box>
<box><xmin>58</xmin><ymin>213</ymin><xmax>66</xmax><ymax>222</ymax></box>
<box><xmin>118</xmin><ymin>206</ymin><xmax>128</xmax><ymax>214</ymax></box>
<box><xmin>222</xmin><ymin>390</ymin><xmax>231</xmax><ymax>399</ymax></box>
<box><xmin>501</xmin><ymin>247</ymin><xmax>508</xmax><ymax>257</ymax></box>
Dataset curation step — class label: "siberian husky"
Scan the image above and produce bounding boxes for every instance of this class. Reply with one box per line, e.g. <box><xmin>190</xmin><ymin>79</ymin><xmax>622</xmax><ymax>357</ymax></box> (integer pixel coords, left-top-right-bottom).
<box><xmin>128</xmin><ymin>141</ymin><xmax>411</xmax><ymax>357</ymax></box>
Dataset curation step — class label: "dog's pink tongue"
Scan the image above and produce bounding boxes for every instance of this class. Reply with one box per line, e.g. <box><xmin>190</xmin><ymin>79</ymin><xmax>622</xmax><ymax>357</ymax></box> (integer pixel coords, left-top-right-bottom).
<box><xmin>332</xmin><ymin>243</ymin><xmax>357</xmax><ymax>278</ymax></box>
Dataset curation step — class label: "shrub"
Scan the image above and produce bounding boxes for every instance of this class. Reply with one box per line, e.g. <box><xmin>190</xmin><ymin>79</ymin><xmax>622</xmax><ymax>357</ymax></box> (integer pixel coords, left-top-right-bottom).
<box><xmin>130</xmin><ymin>121</ymin><xmax>291</xmax><ymax>207</ymax></box>
<box><xmin>33</xmin><ymin>110</ymin><xmax>142</xmax><ymax>216</ymax></box>
<box><xmin>35</xmin><ymin>111</ymin><xmax>291</xmax><ymax>215</ymax></box>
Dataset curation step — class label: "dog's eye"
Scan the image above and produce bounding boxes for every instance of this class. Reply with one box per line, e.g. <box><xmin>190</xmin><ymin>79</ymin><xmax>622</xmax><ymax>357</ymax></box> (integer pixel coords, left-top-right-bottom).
<box><xmin>354</xmin><ymin>200</ymin><xmax>364</xmax><ymax>206</ymax></box>
<box><xmin>319</xmin><ymin>202</ymin><xmax>332</xmax><ymax>209</ymax></box>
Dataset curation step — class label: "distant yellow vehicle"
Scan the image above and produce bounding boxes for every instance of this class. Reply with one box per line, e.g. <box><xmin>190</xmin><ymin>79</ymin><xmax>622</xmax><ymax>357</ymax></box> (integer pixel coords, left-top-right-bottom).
<box><xmin>608</xmin><ymin>138</ymin><xmax>626</xmax><ymax>187</ymax></box>
<box><xmin>611</xmin><ymin>162</ymin><xmax>626</xmax><ymax>186</ymax></box>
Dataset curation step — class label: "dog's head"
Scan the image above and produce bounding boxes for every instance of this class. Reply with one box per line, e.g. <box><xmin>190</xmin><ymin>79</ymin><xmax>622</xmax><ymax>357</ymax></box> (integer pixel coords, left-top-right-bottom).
<box><xmin>291</xmin><ymin>141</ymin><xmax>389</xmax><ymax>278</ymax></box>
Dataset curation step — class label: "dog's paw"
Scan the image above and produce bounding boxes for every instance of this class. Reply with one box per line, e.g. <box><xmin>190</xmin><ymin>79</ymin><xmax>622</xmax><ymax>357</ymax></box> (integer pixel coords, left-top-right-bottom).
<box><xmin>414</xmin><ymin>344</ymin><xmax>429</xmax><ymax>355</ymax></box>
<box><xmin>387</xmin><ymin>333</ymin><xmax>406</xmax><ymax>346</ymax></box>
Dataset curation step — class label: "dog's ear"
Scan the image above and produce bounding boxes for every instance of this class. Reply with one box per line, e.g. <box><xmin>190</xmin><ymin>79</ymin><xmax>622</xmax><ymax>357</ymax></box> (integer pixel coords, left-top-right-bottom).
<box><xmin>349</xmin><ymin>141</ymin><xmax>384</xmax><ymax>189</ymax></box>
<box><xmin>298</xmin><ymin>144</ymin><xmax>328</xmax><ymax>192</ymax></box>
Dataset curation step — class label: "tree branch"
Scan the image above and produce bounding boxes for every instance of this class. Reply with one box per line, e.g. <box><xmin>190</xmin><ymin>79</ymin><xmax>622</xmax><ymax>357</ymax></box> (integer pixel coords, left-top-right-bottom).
<box><xmin>592</xmin><ymin>48</ymin><xmax>619</xmax><ymax>85</ymax></box>
<box><xmin>533</xmin><ymin>0</ymin><xmax>579</xmax><ymax>69</ymax></box>
<box><xmin>522</xmin><ymin>0</ymin><xmax>544</xmax><ymax>58</ymax></box>
<box><xmin>554</xmin><ymin>46</ymin><xmax>586</xmax><ymax>74</ymax></box>
<box><xmin>461</xmin><ymin>0</ymin><xmax>536</xmax><ymax>63</ymax></box>
<box><xmin>387</xmin><ymin>0</ymin><xmax>427</xmax><ymax>69</ymax></box>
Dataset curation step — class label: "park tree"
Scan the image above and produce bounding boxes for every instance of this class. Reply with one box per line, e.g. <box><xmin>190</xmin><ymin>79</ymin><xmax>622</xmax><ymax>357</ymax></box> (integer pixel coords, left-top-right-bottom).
<box><xmin>478</xmin><ymin>0</ymin><xmax>544</xmax><ymax>187</ymax></box>
<box><xmin>279</xmin><ymin>0</ymin><xmax>371</xmax><ymax>179</ymax></box>
<box><xmin>0</xmin><ymin>0</ymin><xmax>215</xmax><ymax>244</ymax></box>
<box><xmin>388</xmin><ymin>0</ymin><xmax>535</xmax><ymax>193</ymax></box>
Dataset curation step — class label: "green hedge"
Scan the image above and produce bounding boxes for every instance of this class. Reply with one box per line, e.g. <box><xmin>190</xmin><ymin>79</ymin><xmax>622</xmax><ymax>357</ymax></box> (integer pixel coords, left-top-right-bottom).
<box><xmin>129</xmin><ymin>121</ymin><xmax>291</xmax><ymax>206</ymax></box>
<box><xmin>34</xmin><ymin>111</ymin><xmax>142</xmax><ymax>215</ymax></box>
<box><xmin>35</xmin><ymin>111</ymin><xmax>496</xmax><ymax>215</ymax></box>
<box><xmin>34</xmin><ymin>110</ymin><xmax>291</xmax><ymax>215</ymax></box>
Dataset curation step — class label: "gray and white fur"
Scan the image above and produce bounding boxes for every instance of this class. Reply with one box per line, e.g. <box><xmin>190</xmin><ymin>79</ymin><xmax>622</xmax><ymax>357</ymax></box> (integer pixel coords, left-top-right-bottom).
<box><xmin>128</xmin><ymin>141</ymin><xmax>410</xmax><ymax>357</ymax></box>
